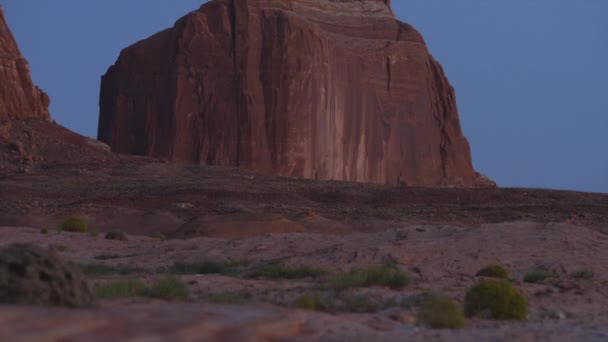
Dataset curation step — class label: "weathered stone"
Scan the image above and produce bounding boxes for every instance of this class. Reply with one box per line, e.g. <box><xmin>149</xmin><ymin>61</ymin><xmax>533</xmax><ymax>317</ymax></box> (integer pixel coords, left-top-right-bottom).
<box><xmin>98</xmin><ymin>0</ymin><xmax>480</xmax><ymax>186</ymax></box>
<box><xmin>0</xmin><ymin>5</ymin><xmax>50</xmax><ymax>121</ymax></box>
<box><xmin>0</xmin><ymin>243</ymin><xmax>98</xmax><ymax>308</ymax></box>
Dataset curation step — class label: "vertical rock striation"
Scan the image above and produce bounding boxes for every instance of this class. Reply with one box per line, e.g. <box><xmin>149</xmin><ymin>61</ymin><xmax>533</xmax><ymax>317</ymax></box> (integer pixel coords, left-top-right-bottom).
<box><xmin>0</xmin><ymin>5</ymin><xmax>50</xmax><ymax>121</ymax></box>
<box><xmin>99</xmin><ymin>0</ymin><xmax>481</xmax><ymax>186</ymax></box>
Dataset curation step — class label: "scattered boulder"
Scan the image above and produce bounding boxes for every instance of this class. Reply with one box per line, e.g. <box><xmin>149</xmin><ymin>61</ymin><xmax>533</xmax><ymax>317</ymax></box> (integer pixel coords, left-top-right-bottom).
<box><xmin>0</xmin><ymin>243</ymin><xmax>98</xmax><ymax>307</ymax></box>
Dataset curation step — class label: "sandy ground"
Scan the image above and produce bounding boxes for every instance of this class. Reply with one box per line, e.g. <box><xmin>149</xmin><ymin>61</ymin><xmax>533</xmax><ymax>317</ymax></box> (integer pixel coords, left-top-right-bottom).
<box><xmin>2</xmin><ymin>222</ymin><xmax>608</xmax><ymax>341</ymax></box>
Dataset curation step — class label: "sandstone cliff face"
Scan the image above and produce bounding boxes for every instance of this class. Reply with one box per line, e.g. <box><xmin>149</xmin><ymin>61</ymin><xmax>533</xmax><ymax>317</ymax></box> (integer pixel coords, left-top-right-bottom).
<box><xmin>0</xmin><ymin>5</ymin><xmax>50</xmax><ymax>121</ymax></box>
<box><xmin>99</xmin><ymin>0</ymin><xmax>478</xmax><ymax>186</ymax></box>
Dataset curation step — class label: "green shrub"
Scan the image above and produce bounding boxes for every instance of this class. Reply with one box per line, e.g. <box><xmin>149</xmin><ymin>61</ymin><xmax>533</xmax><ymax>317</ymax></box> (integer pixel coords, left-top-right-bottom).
<box><xmin>58</xmin><ymin>216</ymin><xmax>88</xmax><ymax>232</ymax></box>
<box><xmin>523</xmin><ymin>269</ymin><xmax>556</xmax><ymax>283</ymax></box>
<box><xmin>464</xmin><ymin>280</ymin><xmax>527</xmax><ymax>320</ymax></box>
<box><xmin>150</xmin><ymin>232</ymin><xmax>166</xmax><ymax>241</ymax></box>
<box><xmin>40</xmin><ymin>227</ymin><xmax>48</xmax><ymax>235</ymax></box>
<box><xmin>332</xmin><ymin>265</ymin><xmax>409</xmax><ymax>291</ymax></box>
<box><xmin>294</xmin><ymin>293</ymin><xmax>319</xmax><ymax>310</ymax></box>
<box><xmin>105</xmin><ymin>231</ymin><xmax>128</xmax><ymax>241</ymax></box>
<box><xmin>95</xmin><ymin>280</ymin><xmax>147</xmax><ymax>299</ymax></box>
<box><xmin>89</xmin><ymin>230</ymin><xmax>98</xmax><ymax>238</ymax></box>
<box><xmin>570</xmin><ymin>269</ymin><xmax>594</xmax><ymax>280</ymax></box>
<box><xmin>250</xmin><ymin>263</ymin><xmax>325</xmax><ymax>280</ymax></box>
<box><xmin>475</xmin><ymin>265</ymin><xmax>509</xmax><ymax>279</ymax></box>
<box><xmin>168</xmin><ymin>261</ymin><xmax>240</xmax><ymax>276</ymax></box>
<box><xmin>147</xmin><ymin>277</ymin><xmax>189</xmax><ymax>300</ymax></box>
<box><xmin>418</xmin><ymin>295</ymin><xmax>467</xmax><ymax>329</ymax></box>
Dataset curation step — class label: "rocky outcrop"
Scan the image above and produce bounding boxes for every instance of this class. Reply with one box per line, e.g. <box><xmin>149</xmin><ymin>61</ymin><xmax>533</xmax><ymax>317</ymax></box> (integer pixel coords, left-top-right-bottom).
<box><xmin>0</xmin><ymin>5</ymin><xmax>50</xmax><ymax>121</ymax></box>
<box><xmin>0</xmin><ymin>244</ymin><xmax>98</xmax><ymax>308</ymax></box>
<box><xmin>99</xmin><ymin>0</ymin><xmax>480</xmax><ymax>186</ymax></box>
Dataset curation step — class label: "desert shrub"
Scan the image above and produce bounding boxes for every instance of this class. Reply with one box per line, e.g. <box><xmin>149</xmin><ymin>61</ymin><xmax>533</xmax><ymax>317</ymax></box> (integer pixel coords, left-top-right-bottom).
<box><xmin>150</xmin><ymin>232</ymin><xmax>166</xmax><ymax>241</ymax></box>
<box><xmin>417</xmin><ymin>295</ymin><xmax>467</xmax><ymax>329</ymax></box>
<box><xmin>523</xmin><ymin>269</ymin><xmax>556</xmax><ymax>283</ymax></box>
<box><xmin>58</xmin><ymin>216</ymin><xmax>88</xmax><ymax>232</ymax></box>
<box><xmin>475</xmin><ymin>265</ymin><xmax>509</xmax><ymax>279</ymax></box>
<box><xmin>105</xmin><ymin>231</ymin><xmax>128</xmax><ymax>241</ymax></box>
<box><xmin>95</xmin><ymin>280</ymin><xmax>147</xmax><ymax>299</ymax></box>
<box><xmin>0</xmin><ymin>243</ymin><xmax>98</xmax><ymax>307</ymax></box>
<box><xmin>332</xmin><ymin>264</ymin><xmax>409</xmax><ymax>291</ymax></box>
<box><xmin>89</xmin><ymin>230</ymin><xmax>98</xmax><ymax>238</ymax></box>
<box><xmin>40</xmin><ymin>227</ymin><xmax>48</xmax><ymax>234</ymax></box>
<box><xmin>80</xmin><ymin>263</ymin><xmax>144</xmax><ymax>277</ymax></box>
<box><xmin>570</xmin><ymin>269</ymin><xmax>594</xmax><ymax>280</ymax></box>
<box><xmin>168</xmin><ymin>261</ymin><xmax>240</xmax><ymax>276</ymax></box>
<box><xmin>294</xmin><ymin>293</ymin><xmax>319</xmax><ymax>310</ymax></box>
<box><xmin>464</xmin><ymin>280</ymin><xmax>527</xmax><ymax>320</ymax></box>
<box><xmin>250</xmin><ymin>263</ymin><xmax>325</xmax><ymax>280</ymax></box>
<box><xmin>147</xmin><ymin>276</ymin><xmax>189</xmax><ymax>300</ymax></box>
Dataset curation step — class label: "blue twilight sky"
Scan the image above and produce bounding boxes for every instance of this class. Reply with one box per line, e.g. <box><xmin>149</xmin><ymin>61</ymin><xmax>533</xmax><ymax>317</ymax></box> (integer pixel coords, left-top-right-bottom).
<box><xmin>1</xmin><ymin>1</ymin><xmax>606</xmax><ymax>193</ymax></box>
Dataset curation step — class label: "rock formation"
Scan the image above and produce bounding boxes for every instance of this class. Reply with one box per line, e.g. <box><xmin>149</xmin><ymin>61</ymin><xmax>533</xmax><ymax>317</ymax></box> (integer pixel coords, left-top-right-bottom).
<box><xmin>99</xmin><ymin>0</ymin><xmax>481</xmax><ymax>186</ymax></box>
<box><xmin>0</xmin><ymin>5</ymin><xmax>50</xmax><ymax>121</ymax></box>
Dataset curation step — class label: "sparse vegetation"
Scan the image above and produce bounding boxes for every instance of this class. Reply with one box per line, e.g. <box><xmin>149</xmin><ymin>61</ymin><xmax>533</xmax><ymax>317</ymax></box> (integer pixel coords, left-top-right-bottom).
<box><xmin>250</xmin><ymin>263</ymin><xmax>325</xmax><ymax>280</ymax></box>
<box><xmin>80</xmin><ymin>263</ymin><xmax>144</xmax><ymax>277</ymax></box>
<box><xmin>168</xmin><ymin>261</ymin><xmax>241</xmax><ymax>276</ymax></box>
<box><xmin>95</xmin><ymin>280</ymin><xmax>147</xmax><ymax>299</ymax></box>
<box><xmin>58</xmin><ymin>216</ymin><xmax>88</xmax><ymax>232</ymax></box>
<box><xmin>523</xmin><ymin>269</ymin><xmax>556</xmax><ymax>283</ymax></box>
<box><xmin>464</xmin><ymin>280</ymin><xmax>527</xmax><ymax>320</ymax></box>
<box><xmin>331</xmin><ymin>264</ymin><xmax>409</xmax><ymax>291</ymax></box>
<box><xmin>40</xmin><ymin>227</ymin><xmax>48</xmax><ymax>234</ymax></box>
<box><xmin>95</xmin><ymin>277</ymin><xmax>189</xmax><ymax>301</ymax></box>
<box><xmin>105</xmin><ymin>231</ymin><xmax>128</xmax><ymax>241</ymax></box>
<box><xmin>294</xmin><ymin>293</ymin><xmax>319</xmax><ymax>310</ymax></box>
<box><xmin>89</xmin><ymin>230</ymin><xmax>98</xmax><ymax>238</ymax></box>
<box><xmin>417</xmin><ymin>295</ymin><xmax>467</xmax><ymax>329</ymax></box>
<box><xmin>571</xmin><ymin>269</ymin><xmax>594</xmax><ymax>280</ymax></box>
<box><xmin>475</xmin><ymin>265</ymin><xmax>509</xmax><ymax>279</ymax></box>
<box><xmin>150</xmin><ymin>231</ymin><xmax>166</xmax><ymax>241</ymax></box>
<box><xmin>147</xmin><ymin>276</ymin><xmax>189</xmax><ymax>300</ymax></box>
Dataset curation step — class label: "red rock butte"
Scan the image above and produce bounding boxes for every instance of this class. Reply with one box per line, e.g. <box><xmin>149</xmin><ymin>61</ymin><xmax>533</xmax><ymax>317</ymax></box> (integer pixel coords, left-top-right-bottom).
<box><xmin>0</xmin><ymin>5</ymin><xmax>50</xmax><ymax>121</ymax></box>
<box><xmin>98</xmin><ymin>0</ymin><xmax>483</xmax><ymax>186</ymax></box>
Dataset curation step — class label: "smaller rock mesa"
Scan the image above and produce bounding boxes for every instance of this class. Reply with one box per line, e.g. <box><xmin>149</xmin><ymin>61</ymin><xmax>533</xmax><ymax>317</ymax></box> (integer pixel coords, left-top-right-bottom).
<box><xmin>0</xmin><ymin>5</ymin><xmax>50</xmax><ymax>121</ymax></box>
<box><xmin>99</xmin><ymin>0</ymin><xmax>485</xmax><ymax>186</ymax></box>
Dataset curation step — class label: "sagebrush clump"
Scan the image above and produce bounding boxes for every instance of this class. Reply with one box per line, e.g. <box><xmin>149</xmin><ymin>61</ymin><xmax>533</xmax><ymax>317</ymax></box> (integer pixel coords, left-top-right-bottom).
<box><xmin>475</xmin><ymin>265</ymin><xmax>509</xmax><ymax>279</ymax></box>
<box><xmin>58</xmin><ymin>216</ymin><xmax>88</xmax><ymax>232</ymax></box>
<box><xmin>464</xmin><ymin>280</ymin><xmax>527</xmax><ymax>320</ymax></box>
<box><xmin>523</xmin><ymin>269</ymin><xmax>556</xmax><ymax>283</ymax></box>
<box><xmin>294</xmin><ymin>293</ymin><xmax>318</xmax><ymax>310</ymax></box>
<box><xmin>417</xmin><ymin>295</ymin><xmax>467</xmax><ymax>329</ymax></box>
